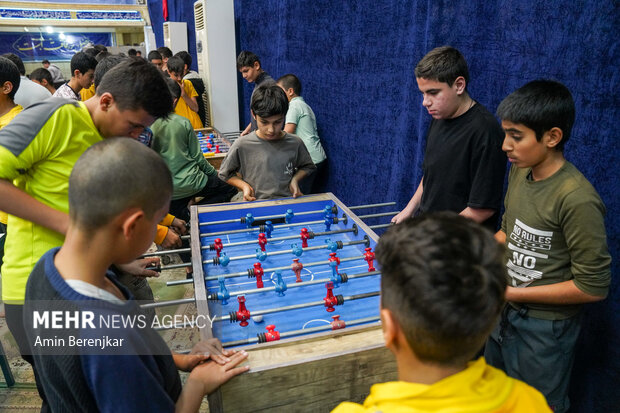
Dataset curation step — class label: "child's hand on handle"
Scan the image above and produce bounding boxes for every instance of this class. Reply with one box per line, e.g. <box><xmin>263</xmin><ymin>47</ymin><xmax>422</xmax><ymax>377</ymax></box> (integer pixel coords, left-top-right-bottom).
<box><xmin>171</xmin><ymin>217</ymin><xmax>188</xmax><ymax>235</ymax></box>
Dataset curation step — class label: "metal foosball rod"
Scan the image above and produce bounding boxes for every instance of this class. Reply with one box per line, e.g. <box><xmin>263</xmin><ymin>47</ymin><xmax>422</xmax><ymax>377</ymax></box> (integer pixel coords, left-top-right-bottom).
<box><xmin>179</xmin><ymin>210</ymin><xmax>398</xmax><ymax>241</ymax></box>
<box><xmin>207</xmin><ymin>238</ymin><xmax>370</xmax><ymax>266</ymax></box>
<box><xmin>147</xmin><ymin>270</ymin><xmax>380</xmax><ymax>312</ymax></box>
<box><xmin>221</xmin><ymin>315</ymin><xmax>381</xmax><ymax>347</ymax></box>
<box><xmin>165</xmin><ymin>255</ymin><xmax>366</xmax><ymax>286</ymax></box>
<box><xmin>198</xmin><ymin>202</ymin><xmax>396</xmax><ymax>227</ymax></box>
<box><xmin>141</xmin><ymin>226</ymin><xmax>359</xmax><ymax>259</ymax></box>
<box><xmin>205</xmin><ymin>270</ymin><xmax>381</xmax><ymax>300</ymax></box>
<box><xmin>150</xmin><ymin>291</ymin><xmax>380</xmax><ymax>330</ymax></box>
<box><xmin>141</xmin><ymin>222</ymin><xmax>392</xmax><ymax>259</ymax></box>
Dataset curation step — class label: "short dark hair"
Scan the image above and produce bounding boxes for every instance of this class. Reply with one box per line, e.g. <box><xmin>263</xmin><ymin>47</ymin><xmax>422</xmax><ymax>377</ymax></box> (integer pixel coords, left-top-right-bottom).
<box><xmin>497</xmin><ymin>80</ymin><xmax>575</xmax><ymax>152</ymax></box>
<box><xmin>95</xmin><ymin>51</ymin><xmax>111</xmax><ymax>63</ymax></box>
<box><xmin>83</xmin><ymin>47</ymin><xmax>98</xmax><ymax>59</ymax></box>
<box><xmin>96</xmin><ymin>59</ymin><xmax>172</xmax><ymax>119</ymax></box>
<box><xmin>236</xmin><ymin>50</ymin><xmax>260</xmax><ymax>70</ymax></box>
<box><xmin>70</xmin><ymin>52</ymin><xmax>97</xmax><ymax>77</ymax></box>
<box><xmin>69</xmin><ymin>138</ymin><xmax>172</xmax><ymax>233</ymax></box>
<box><xmin>94</xmin><ymin>55</ymin><xmax>127</xmax><ymax>89</ymax></box>
<box><xmin>376</xmin><ymin>212</ymin><xmax>506</xmax><ymax>366</ymax></box>
<box><xmin>2</xmin><ymin>53</ymin><xmax>25</xmax><ymax>75</ymax></box>
<box><xmin>29</xmin><ymin>68</ymin><xmax>52</xmax><ymax>85</ymax></box>
<box><xmin>277</xmin><ymin>74</ymin><xmax>302</xmax><ymax>96</ymax></box>
<box><xmin>414</xmin><ymin>46</ymin><xmax>469</xmax><ymax>88</ymax></box>
<box><xmin>0</xmin><ymin>56</ymin><xmax>21</xmax><ymax>100</ymax></box>
<box><xmin>93</xmin><ymin>44</ymin><xmax>108</xmax><ymax>54</ymax></box>
<box><xmin>157</xmin><ymin>46</ymin><xmax>173</xmax><ymax>59</ymax></box>
<box><xmin>127</xmin><ymin>48</ymin><xmax>137</xmax><ymax>57</ymax></box>
<box><xmin>164</xmin><ymin>77</ymin><xmax>181</xmax><ymax>101</ymax></box>
<box><xmin>174</xmin><ymin>51</ymin><xmax>192</xmax><ymax>69</ymax></box>
<box><xmin>147</xmin><ymin>50</ymin><xmax>162</xmax><ymax>62</ymax></box>
<box><xmin>166</xmin><ymin>56</ymin><xmax>184</xmax><ymax>75</ymax></box>
<box><xmin>251</xmin><ymin>83</ymin><xmax>288</xmax><ymax>118</ymax></box>
<box><xmin>42</xmin><ymin>59</ymin><xmax>50</xmax><ymax>65</ymax></box>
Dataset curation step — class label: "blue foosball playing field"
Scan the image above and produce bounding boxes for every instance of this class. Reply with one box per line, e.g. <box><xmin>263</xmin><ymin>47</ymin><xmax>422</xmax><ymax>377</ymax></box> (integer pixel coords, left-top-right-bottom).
<box><xmin>190</xmin><ymin>193</ymin><xmax>382</xmax><ymax>348</ymax></box>
<box><xmin>183</xmin><ymin>193</ymin><xmax>397</xmax><ymax>413</ymax></box>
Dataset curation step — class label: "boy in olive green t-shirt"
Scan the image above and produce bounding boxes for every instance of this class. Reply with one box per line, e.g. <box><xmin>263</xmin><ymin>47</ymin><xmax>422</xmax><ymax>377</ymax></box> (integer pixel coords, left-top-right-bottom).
<box><xmin>485</xmin><ymin>80</ymin><xmax>611</xmax><ymax>413</ymax></box>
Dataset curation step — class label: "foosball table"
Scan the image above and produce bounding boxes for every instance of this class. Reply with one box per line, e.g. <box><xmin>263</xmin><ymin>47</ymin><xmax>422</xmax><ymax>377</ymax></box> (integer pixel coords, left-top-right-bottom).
<box><xmin>194</xmin><ymin>127</ymin><xmax>234</xmax><ymax>170</ymax></box>
<box><xmin>148</xmin><ymin>193</ymin><xmax>398</xmax><ymax>412</ymax></box>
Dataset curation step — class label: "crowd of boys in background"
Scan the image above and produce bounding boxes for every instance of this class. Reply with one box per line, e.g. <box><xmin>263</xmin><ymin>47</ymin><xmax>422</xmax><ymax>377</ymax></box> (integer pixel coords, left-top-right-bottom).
<box><xmin>0</xmin><ymin>42</ymin><xmax>611</xmax><ymax>413</ymax></box>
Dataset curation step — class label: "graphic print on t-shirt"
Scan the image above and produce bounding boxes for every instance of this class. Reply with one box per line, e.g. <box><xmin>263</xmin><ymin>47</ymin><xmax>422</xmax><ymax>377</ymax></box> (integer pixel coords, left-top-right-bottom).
<box><xmin>506</xmin><ymin>219</ymin><xmax>552</xmax><ymax>287</ymax></box>
<box><xmin>284</xmin><ymin>161</ymin><xmax>295</xmax><ymax>177</ymax></box>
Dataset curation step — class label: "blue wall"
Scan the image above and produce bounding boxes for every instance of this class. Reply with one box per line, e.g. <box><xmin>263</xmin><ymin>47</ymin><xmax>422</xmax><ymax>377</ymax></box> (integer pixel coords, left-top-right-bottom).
<box><xmin>150</xmin><ymin>1</ymin><xmax>619</xmax><ymax>411</ymax></box>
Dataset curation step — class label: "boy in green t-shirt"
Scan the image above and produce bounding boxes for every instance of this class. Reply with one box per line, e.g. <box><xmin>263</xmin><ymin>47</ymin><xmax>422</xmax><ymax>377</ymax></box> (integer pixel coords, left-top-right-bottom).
<box><xmin>277</xmin><ymin>74</ymin><xmax>327</xmax><ymax>194</ymax></box>
<box><xmin>151</xmin><ymin>78</ymin><xmax>236</xmax><ymax>221</ymax></box>
<box><xmin>485</xmin><ymin>80</ymin><xmax>611</xmax><ymax>413</ymax></box>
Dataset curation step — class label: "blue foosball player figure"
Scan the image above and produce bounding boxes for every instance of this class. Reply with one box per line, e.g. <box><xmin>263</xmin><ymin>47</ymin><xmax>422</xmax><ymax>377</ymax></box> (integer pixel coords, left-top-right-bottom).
<box><xmin>274</xmin><ymin>270</ymin><xmax>287</xmax><ymax>296</ymax></box>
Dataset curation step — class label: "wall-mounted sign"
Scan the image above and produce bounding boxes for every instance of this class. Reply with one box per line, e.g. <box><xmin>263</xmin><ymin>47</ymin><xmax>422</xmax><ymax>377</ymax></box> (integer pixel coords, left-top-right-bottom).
<box><xmin>0</xmin><ymin>8</ymin><xmax>142</xmax><ymax>22</ymax></box>
<box><xmin>0</xmin><ymin>32</ymin><xmax>113</xmax><ymax>61</ymax></box>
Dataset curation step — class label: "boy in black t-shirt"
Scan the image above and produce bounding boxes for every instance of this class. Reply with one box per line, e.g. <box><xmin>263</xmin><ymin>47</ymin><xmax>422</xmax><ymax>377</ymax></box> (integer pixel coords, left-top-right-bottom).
<box><xmin>391</xmin><ymin>46</ymin><xmax>506</xmax><ymax>229</ymax></box>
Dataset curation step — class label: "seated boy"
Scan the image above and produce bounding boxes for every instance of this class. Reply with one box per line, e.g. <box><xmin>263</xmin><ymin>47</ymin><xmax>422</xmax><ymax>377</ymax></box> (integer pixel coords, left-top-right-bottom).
<box><xmin>218</xmin><ymin>84</ymin><xmax>315</xmax><ymax>200</ymax></box>
<box><xmin>167</xmin><ymin>56</ymin><xmax>203</xmax><ymax>129</ymax></box>
<box><xmin>53</xmin><ymin>51</ymin><xmax>97</xmax><ymax>101</ymax></box>
<box><xmin>332</xmin><ymin>213</ymin><xmax>550</xmax><ymax>412</ymax></box>
<box><xmin>23</xmin><ymin>138</ymin><xmax>249</xmax><ymax>412</ymax></box>
<box><xmin>151</xmin><ymin>78</ymin><xmax>236</xmax><ymax>221</ymax></box>
<box><xmin>237</xmin><ymin>51</ymin><xmax>275</xmax><ymax>136</ymax></box>
<box><xmin>485</xmin><ymin>80</ymin><xmax>611</xmax><ymax>412</ymax></box>
<box><xmin>277</xmin><ymin>74</ymin><xmax>327</xmax><ymax>193</ymax></box>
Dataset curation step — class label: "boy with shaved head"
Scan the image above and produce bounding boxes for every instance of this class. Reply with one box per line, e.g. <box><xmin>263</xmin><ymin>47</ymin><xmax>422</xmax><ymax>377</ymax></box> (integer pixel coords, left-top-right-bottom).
<box><xmin>0</xmin><ymin>58</ymin><xmax>172</xmax><ymax>408</ymax></box>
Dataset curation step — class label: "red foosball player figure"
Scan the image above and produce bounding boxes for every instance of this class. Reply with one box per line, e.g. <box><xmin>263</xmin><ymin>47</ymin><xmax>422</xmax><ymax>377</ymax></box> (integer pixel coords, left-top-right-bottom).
<box><xmin>215</xmin><ymin>144</ymin><xmax>221</xmax><ymax>154</ymax></box>
<box><xmin>300</xmin><ymin>227</ymin><xmax>310</xmax><ymax>248</ymax></box>
<box><xmin>213</xmin><ymin>238</ymin><xmax>224</xmax><ymax>257</ymax></box>
<box><xmin>328</xmin><ymin>252</ymin><xmax>340</xmax><ymax>273</ymax></box>
<box><xmin>253</xmin><ymin>262</ymin><xmax>264</xmax><ymax>288</ymax></box>
<box><xmin>291</xmin><ymin>258</ymin><xmax>303</xmax><ymax>282</ymax></box>
<box><xmin>331</xmin><ymin>315</ymin><xmax>346</xmax><ymax>330</ymax></box>
<box><xmin>236</xmin><ymin>296</ymin><xmax>250</xmax><ymax>327</ymax></box>
<box><xmin>324</xmin><ymin>281</ymin><xmax>337</xmax><ymax>312</ymax></box>
<box><xmin>257</xmin><ymin>233</ymin><xmax>268</xmax><ymax>251</ymax></box>
<box><xmin>364</xmin><ymin>247</ymin><xmax>376</xmax><ymax>271</ymax></box>
<box><xmin>264</xmin><ymin>325</ymin><xmax>280</xmax><ymax>342</ymax></box>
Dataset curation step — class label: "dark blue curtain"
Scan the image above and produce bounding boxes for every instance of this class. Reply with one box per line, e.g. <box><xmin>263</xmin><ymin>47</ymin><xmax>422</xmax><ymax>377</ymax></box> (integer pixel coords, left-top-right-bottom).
<box><xmin>150</xmin><ymin>1</ymin><xmax>619</xmax><ymax>411</ymax></box>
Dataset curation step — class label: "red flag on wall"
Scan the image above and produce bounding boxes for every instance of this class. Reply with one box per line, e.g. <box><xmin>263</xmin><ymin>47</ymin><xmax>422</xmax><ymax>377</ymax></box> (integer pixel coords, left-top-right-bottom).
<box><xmin>163</xmin><ymin>0</ymin><xmax>169</xmax><ymax>21</ymax></box>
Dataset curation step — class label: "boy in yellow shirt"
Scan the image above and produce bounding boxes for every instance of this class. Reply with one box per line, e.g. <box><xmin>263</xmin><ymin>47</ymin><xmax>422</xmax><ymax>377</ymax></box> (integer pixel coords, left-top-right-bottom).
<box><xmin>0</xmin><ymin>56</ymin><xmax>23</xmax><ymax>265</ymax></box>
<box><xmin>332</xmin><ymin>213</ymin><xmax>550</xmax><ymax>412</ymax></box>
<box><xmin>167</xmin><ymin>56</ymin><xmax>203</xmax><ymax>129</ymax></box>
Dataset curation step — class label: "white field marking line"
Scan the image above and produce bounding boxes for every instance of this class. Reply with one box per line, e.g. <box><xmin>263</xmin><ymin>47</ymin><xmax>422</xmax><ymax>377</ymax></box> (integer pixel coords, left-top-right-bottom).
<box><xmin>206</xmin><ymin>263</ymin><xmax>320</xmax><ymax>292</ymax></box>
<box><xmin>302</xmin><ymin>319</ymin><xmax>331</xmax><ymax>329</ymax></box>
<box><xmin>313</xmin><ymin>264</ymin><xmax>368</xmax><ymax>275</ymax></box>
